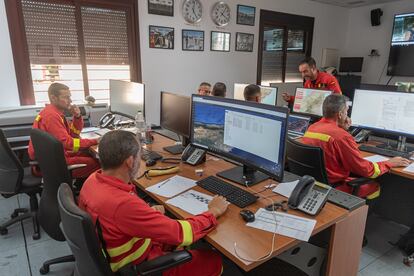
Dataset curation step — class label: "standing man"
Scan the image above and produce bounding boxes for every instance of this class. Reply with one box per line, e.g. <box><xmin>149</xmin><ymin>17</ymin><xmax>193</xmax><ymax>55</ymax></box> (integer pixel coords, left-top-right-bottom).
<box><xmin>79</xmin><ymin>130</ymin><xmax>227</xmax><ymax>275</ymax></box>
<box><xmin>197</xmin><ymin>82</ymin><xmax>211</xmax><ymax>96</ymax></box>
<box><xmin>282</xmin><ymin>57</ymin><xmax>342</xmax><ymax>104</ymax></box>
<box><xmin>28</xmin><ymin>83</ymin><xmax>99</xmax><ymax>179</ymax></box>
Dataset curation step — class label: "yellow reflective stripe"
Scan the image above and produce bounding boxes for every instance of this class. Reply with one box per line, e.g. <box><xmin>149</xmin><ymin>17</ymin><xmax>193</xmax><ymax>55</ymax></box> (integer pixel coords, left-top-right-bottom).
<box><xmin>70</xmin><ymin>125</ymin><xmax>81</xmax><ymax>135</ymax></box>
<box><xmin>73</xmin><ymin>138</ymin><xmax>80</xmax><ymax>153</ymax></box>
<box><xmin>110</xmin><ymin>238</ymin><xmax>151</xmax><ymax>272</ymax></box>
<box><xmin>35</xmin><ymin>115</ymin><xmax>41</xmax><ymax>122</ymax></box>
<box><xmin>303</xmin><ymin>131</ymin><xmax>331</xmax><ymax>142</ymax></box>
<box><xmin>366</xmin><ymin>187</ymin><xmax>381</xmax><ymax>200</ymax></box>
<box><xmin>107</xmin><ymin>237</ymin><xmax>141</xmax><ymax>256</ymax></box>
<box><xmin>178</xmin><ymin>220</ymin><xmax>193</xmax><ymax>247</ymax></box>
<box><xmin>369</xmin><ymin>162</ymin><xmax>381</xmax><ymax>179</ymax></box>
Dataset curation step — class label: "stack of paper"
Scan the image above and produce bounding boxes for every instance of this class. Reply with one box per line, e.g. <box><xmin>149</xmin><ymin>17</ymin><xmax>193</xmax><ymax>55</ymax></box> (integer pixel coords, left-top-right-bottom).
<box><xmin>363</xmin><ymin>155</ymin><xmax>390</xmax><ymax>163</ymax></box>
<box><xmin>145</xmin><ymin>175</ymin><xmax>196</xmax><ymax>198</ymax></box>
<box><xmin>166</xmin><ymin>190</ymin><xmax>213</xmax><ymax>215</ymax></box>
<box><xmin>272</xmin><ymin>180</ymin><xmax>299</xmax><ymax>198</ymax></box>
<box><xmin>403</xmin><ymin>163</ymin><xmax>414</xmax><ymax>173</ymax></box>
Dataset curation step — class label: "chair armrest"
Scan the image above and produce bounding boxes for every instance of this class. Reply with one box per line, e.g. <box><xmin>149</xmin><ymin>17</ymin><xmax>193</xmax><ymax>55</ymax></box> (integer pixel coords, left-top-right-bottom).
<box><xmin>29</xmin><ymin>160</ymin><xmax>39</xmax><ymax>166</ymax></box>
<box><xmin>67</xmin><ymin>164</ymin><xmax>87</xmax><ymax>171</ymax></box>
<box><xmin>347</xmin><ymin>177</ymin><xmax>372</xmax><ymax>196</ymax></box>
<box><xmin>136</xmin><ymin>250</ymin><xmax>192</xmax><ymax>276</ymax></box>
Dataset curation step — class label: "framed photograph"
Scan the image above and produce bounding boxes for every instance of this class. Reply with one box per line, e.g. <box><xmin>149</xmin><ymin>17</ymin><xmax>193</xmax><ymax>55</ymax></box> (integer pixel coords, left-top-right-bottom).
<box><xmin>149</xmin><ymin>25</ymin><xmax>174</xmax><ymax>49</ymax></box>
<box><xmin>236</xmin><ymin>32</ymin><xmax>254</xmax><ymax>52</ymax></box>
<box><xmin>148</xmin><ymin>0</ymin><xmax>174</xmax><ymax>16</ymax></box>
<box><xmin>182</xmin><ymin>30</ymin><xmax>204</xmax><ymax>51</ymax></box>
<box><xmin>210</xmin><ymin>31</ymin><xmax>231</xmax><ymax>52</ymax></box>
<box><xmin>237</xmin><ymin>5</ymin><xmax>255</xmax><ymax>26</ymax></box>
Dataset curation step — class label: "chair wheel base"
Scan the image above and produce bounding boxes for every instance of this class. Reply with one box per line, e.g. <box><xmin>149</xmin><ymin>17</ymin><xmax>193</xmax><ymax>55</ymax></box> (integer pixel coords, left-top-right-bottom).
<box><xmin>33</xmin><ymin>233</ymin><xmax>40</xmax><ymax>240</ymax></box>
<box><xmin>39</xmin><ymin>265</ymin><xmax>49</xmax><ymax>275</ymax></box>
<box><xmin>10</xmin><ymin>212</ymin><xmax>18</xmax><ymax>219</ymax></box>
<box><xmin>0</xmin><ymin>228</ymin><xmax>8</xmax><ymax>235</ymax></box>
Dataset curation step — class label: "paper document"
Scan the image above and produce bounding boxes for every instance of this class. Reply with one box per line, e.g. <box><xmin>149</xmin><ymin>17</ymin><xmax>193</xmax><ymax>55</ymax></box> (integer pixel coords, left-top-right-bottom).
<box><xmin>247</xmin><ymin>208</ymin><xmax>317</xmax><ymax>241</ymax></box>
<box><xmin>403</xmin><ymin>163</ymin><xmax>414</xmax><ymax>173</ymax></box>
<box><xmin>166</xmin><ymin>190</ymin><xmax>213</xmax><ymax>215</ymax></box>
<box><xmin>81</xmin><ymin>127</ymin><xmax>100</xmax><ymax>133</ymax></box>
<box><xmin>364</xmin><ymin>155</ymin><xmax>390</xmax><ymax>163</ymax></box>
<box><xmin>145</xmin><ymin>175</ymin><xmax>196</xmax><ymax>198</ymax></box>
<box><xmin>272</xmin><ymin>180</ymin><xmax>299</xmax><ymax>198</ymax></box>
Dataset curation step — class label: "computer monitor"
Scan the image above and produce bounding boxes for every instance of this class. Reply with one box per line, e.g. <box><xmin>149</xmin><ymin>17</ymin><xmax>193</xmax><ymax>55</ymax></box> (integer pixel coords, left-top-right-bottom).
<box><xmin>359</xmin><ymin>83</ymin><xmax>398</xmax><ymax>92</ymax></box>
<box><xmin>351</xmin><ymin>89</ymin><xmax>414</xmax><ymax>139</ymax></box>
<box><xmin>160</xmin><ymin>91</ymin><xmax>191</xmax><ymax>139</ymax></box>
<box><xmin>233</xmin><ymin>83</ymin><xmax>278</xmax><ymax>105</ymax></box>
<box><xmin>339</xmin><ymin>57</ymin><xmax>364</xmax><ymax>73</ymax></box>
<box><xmin>287</xmin><ymin>114</ymin><xmax>311</xmax><ymax>139</ymax></box>
<box><xmin>293</xmin><ymin>88</ymin><xmax>332</xmax><ymax>117</ymax></box>
<box><xmin>190</xmin><ymin>95</ymin><xmax>289</xmax><ymax>185</ymax></box>
<box><xmin>109</xmin><ymin>80</ymin><xmax>145</xmax><ymax>119</ymax></box>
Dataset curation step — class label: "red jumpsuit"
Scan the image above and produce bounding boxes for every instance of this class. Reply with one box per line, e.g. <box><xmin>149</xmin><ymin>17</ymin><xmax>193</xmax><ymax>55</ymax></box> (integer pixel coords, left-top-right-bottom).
<box><xmin>28</xmin><ymin>104</ymin><xmax>99</xmax><ymax>179</ymax></box>
<box><xmin>78</xmin><ymin>170</ymin><xmax>222</xmax><ymax>276</ymax></box>
<box><xmin>301</xmin><ymin>118</ymin><xmax>393</xmax><ymax>198</ymax></box>
<box><xmin>288</xmin><ymin>71</ymin><xmax>342</xmax><ymax>103</ymax></box>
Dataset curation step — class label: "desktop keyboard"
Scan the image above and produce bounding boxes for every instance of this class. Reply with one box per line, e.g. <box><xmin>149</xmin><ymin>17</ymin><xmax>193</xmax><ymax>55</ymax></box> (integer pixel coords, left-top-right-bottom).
<box><xmin>141</xmin><ymin>149</ymin><xmax>163</xmax><ymax>161</ymax></box>
<box><xmin>358</xmin><ymin>144</ymin><xmax>412</xmax><ymax>159</ymax></box>
<box><xmin>196</xmin><ymin>176</ymin><xmax>258</xmax><ymax>208</ymax></box>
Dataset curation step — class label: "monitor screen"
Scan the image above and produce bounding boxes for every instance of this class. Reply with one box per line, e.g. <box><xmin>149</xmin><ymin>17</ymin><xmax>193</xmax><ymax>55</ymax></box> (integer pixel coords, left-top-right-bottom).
<box><xmin>359</xmin><ymin>83</ymin><xmax>398</xmax><ymax>92</ymax></box>
<box><xmin>293</xmin><ymin>88</ymin><xmax>332</xmax><ymax>116</ymax></box>
<box><xmin>233</xmin><ymin>83</ymin><xmax>278</xmax><ymax>105</ymax></box>
<box><xmin>339</xmin><ymin>57</ymin><xmax>364</xmax><ymax>73</ymax></box>
<box><xmin>351</xmin><ymin>89</ymin><xmax>414</xmax><ymax>137</ymax></box>
<box><xmin>288</xmin><ymin>114</ymin><xmax>311</xmax><ymax>136</ymax></box>
<box><xmin>109</xmin><ymin>80</ymin><xmax>145</xmax><ymax>119</ymax></box>
<box><xmin>190</xmin><ymin>95</ymin><xmax>288</xmax><ymax>180</ymax></box>
<box><xmin>160</xmin><ymin>92</ymin><xmax>191</xmax><ymax>138</ymax></box>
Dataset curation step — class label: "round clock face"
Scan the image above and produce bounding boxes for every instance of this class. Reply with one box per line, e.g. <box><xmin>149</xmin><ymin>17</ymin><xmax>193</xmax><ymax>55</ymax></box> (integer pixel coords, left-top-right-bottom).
<box><xmin>182</xmin><ymin>0</ymin><xmax>202</xmax><ymax>24</ymax></box>
<box><xmin>211</xmin><ymin>2</ymin><xmax>230</xmax><ymax>27</ymax></box>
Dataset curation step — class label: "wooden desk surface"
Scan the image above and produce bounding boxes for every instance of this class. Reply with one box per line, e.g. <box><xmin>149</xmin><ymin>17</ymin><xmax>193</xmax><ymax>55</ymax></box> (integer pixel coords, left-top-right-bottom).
<box><xmin>91</xmin><ymin>133</ymin><xmax>357</xmax><ymax>272</ymax></box>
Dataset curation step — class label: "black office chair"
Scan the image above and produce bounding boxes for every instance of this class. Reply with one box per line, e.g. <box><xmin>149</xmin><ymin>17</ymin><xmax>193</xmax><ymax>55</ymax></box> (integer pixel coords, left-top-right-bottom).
<box><xmin>0</xmin><ymin>129</ymin><xmax>42</xmax><ymax>239</ymax></box>
<box><xmin>30</xmin><ymin>128</ymin><xmax>83</xmax><ymax>274</ymax></box>
<box><xmin>57</xmin><ymin>183</ymin><xmax>192</xmax><ymax>276</ymax></box>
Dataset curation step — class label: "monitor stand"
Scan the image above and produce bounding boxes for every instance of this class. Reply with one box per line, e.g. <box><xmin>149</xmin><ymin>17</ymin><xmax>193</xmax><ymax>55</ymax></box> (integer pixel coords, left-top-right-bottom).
<box><xmin>217</xmin><ymin>165</ymin><xmax>269</xmax><ymax>187</ymax></box>
<box><xmin>163</xmin><ymin>136</ymin><xmax>189</xmax><ymax>155</ymax></box>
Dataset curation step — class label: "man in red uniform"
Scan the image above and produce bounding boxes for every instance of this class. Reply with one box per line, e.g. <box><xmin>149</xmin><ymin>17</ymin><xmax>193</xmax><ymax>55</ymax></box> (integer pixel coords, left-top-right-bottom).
<box><xmin>78</xmin><ymin>130</ymin><xmax>228</xmax><ymax>275</ymax></box>
<box><xmin>282</xmin><ymin>57</ymin><xmax>342</xmax><ymax>104</ymax></box>
<box><xmin>28</xmin><ymin>83</ymin><xmax>99</xmax><ymax>179</ymax></box>
<box><xmin>301</xmin><ymin>94</ymin><xmax>410</xmax><ymax>198</ymax></box>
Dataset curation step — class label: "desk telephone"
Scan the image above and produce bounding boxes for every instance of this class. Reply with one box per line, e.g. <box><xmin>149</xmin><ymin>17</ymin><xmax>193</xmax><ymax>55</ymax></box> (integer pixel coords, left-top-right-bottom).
<box><xmin>99</xmin><ymin>112</ymin><xmax>115</xmax><ymax>128</ymax></box>
<box><xmin>350</xmin><ymin>128</ymin><xmax>371</xmax><ymax>143</ymax></box>
<box><xmin>288</xmin><ymin>175</ymin><xmax>331</xmax><ymax>216</ymax></box>
<box><xmin>181</xmin><ymin>144</ymin><xmax>206</xmax><ymax>165</ymax></box>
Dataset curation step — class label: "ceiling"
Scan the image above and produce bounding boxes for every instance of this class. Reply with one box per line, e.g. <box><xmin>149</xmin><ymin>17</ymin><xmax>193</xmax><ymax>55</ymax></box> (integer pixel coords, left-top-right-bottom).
<box><xmin>309</xmin><ymin>0</ymin><xmax>397</xmax><ymax>8</ymax></box>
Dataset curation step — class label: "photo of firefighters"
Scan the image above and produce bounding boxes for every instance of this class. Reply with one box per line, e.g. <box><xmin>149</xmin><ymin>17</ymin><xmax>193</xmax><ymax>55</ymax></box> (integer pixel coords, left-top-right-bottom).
<box><xmin>182</xmin><ymin>30</ymin><xmax>204</xmax><ymax>51</ymax></box>
<box><xmin>148</xmin><ymin>0</ymin><xmax>174</xmax><ymax>16</ymax></box>
<box><xmin>149</xmin><ymin>25</ymin><xmax>174</xmax><ymax>49</ymax></box>
<box><xmin>237</xmin><ymin>5</ymin><xmax>256</xmax><ymax>26</ymax></box>
<box><xmin>236</xmin><ymin>32</ymin><xmax>254</xmax><ymax>52</ymax></box>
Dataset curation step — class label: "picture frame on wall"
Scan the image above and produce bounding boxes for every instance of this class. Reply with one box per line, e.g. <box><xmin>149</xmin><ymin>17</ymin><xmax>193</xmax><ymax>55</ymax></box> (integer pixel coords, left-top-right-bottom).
<box><xmin>236</xmin><ymin>5</ymin><xmax>255</xmax><ymax>26</ymax></box>
<box><xmin>148</xmin><ymin>0</ymin><xmax>174</xmax><ymax>16</ymax></box>
<box><xmin>149</xmin><ymin>25</ymin><xmax>174</xmax><ymax>49</ymax></box>
<box><xmin>182</xmin><ymin>30</ymin><xmax>204</xmax><ymax>51</ymax></box>
<box><xmin>211</xmin><ymin>31</ymin><xmax>231</xmax><ymax>52</ymax></box>
<box><xmin>236</xmin><ymin>32</ymin><xmax>254</xmax><ymax>52</ymax></box>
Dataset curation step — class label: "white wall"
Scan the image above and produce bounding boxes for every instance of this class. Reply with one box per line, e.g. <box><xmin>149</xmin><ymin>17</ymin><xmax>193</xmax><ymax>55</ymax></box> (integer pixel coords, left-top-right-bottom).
<box><xmin>341</xmin><ymin>0</ymin><xmax>414</xmax><ymax>85</ymax></box>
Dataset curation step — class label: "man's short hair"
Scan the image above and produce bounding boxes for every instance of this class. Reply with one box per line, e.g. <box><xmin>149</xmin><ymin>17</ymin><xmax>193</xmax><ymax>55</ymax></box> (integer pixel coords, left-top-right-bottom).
<box><xmin>48</xmin><ymin>83</ymin><xmax>69</xmax><ymax>98</ymax></box>
<box><xmin>243</xmin><ymin>84</ymin><xmax>261</xmax><ymax>101</ymax></box>
<box><xmin>323</xmin><ymin>94</ymin><xmax>347</xmax><ymax>119</ymax></box>
<box><xmin>211</xmin><ymin>82</ymin><xmax>226</xmax><ymax>97</ymax></box>
<box><xmin>299</xmin><ymin>57</ymin><xmax>317</xmax><ymax>68</ymax></box>
<box><xmin>98</xmin><ymin>130</ymin><xmax>140</xmax><ymax>170</ymax></box>
<box><xmin>199</xmin><ymin>82</ymin><xmax>211</xmax><ymax>87</ymax></box>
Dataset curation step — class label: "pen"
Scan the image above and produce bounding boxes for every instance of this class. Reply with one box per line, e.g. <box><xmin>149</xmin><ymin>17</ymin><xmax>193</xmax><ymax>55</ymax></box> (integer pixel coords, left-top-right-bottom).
<box><xmin>158</xmin><ymin>178</ymin><xmax>171</xmax><ymax>188</ymax></box>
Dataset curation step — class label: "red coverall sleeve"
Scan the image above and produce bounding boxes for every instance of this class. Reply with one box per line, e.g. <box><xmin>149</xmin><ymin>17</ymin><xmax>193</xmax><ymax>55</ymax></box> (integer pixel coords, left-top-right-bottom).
<box><xmin>114</xmin><ymin>198</ymin><xmax>217</xmax><ymax>247</ymax></box>
<box><xmin>327</xmin><ymin>76</ymin><xmax>342</xmax><ymax>94</ymax></box>
<box><xmin>43</xmin><ymin>114</ymin><xmax>97</xmax><ymax>153</ymax></box>
<box><xmin>335</xmin><ymin>135</ymin><xmax>392</xmax><ymax>179</ymax></box>
<box><xmin>69</xmin><ymin>116</ymin><xmax>84</xmax><ymax>137</ymax></box>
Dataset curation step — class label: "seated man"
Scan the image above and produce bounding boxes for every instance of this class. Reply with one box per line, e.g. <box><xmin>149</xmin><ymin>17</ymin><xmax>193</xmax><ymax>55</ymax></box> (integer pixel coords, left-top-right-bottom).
<box><xmin>301</xmin><ymin>94</ymin><xmax>410</xmax><ymax>198</ymax></box>
<box><xmin>211</xmin><ymin>82</ymin><xmax>227</xmax><ymax>97</ymax></box>
<box><xmin>243</xmin><ymin>84</ymin><xmax>261</xmax><ymax>103</ymax></box>
<box><xmin>79</xmin><ymin>130</ymin><xmax>227</xmax><ymax>275</ymax></box>
<box><xmin>282</xmin><ymin>57</ymin><xmax>342</xmax><ymax>104</ymax></box>
<box><xmin>197</xmin><ymin>82</ymin><xmax>211</xmax><ymax>96</ymax></box>
<box><xmin>28</xmin><ymin>83</ymin><xmax>99</xmax><ymax>179</ymax></box>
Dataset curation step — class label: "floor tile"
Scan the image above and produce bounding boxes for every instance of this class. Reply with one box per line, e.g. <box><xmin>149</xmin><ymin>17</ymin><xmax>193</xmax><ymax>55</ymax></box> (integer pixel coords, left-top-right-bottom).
<box><xmin>0</xmin><ymin>222</ymin><xmax>25</xmax><ymax>251</ymax></box>
<box><xmin>359</xmin><ymin>251</ymin><xmax>377</xmax><ymax>271</ymax></box>
<box><xmin>0</xmin><ymin>246</ymin><xmax>31</xmax><ymax>276</ymax></box>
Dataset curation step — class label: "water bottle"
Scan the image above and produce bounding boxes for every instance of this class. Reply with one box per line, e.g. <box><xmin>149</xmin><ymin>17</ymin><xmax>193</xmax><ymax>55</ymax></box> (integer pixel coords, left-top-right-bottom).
<box><xmin>134</xmin><ymin>111</ymin><xmax>146</xmax><ymax>141</ymax></box>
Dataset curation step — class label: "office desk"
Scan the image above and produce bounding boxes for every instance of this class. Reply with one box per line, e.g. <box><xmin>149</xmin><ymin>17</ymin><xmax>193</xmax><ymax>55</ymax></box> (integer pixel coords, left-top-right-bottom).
<box><xmin>91</xmin><ymin>134</ymin><xmax>367</xmax><ymax>275</ymax></box>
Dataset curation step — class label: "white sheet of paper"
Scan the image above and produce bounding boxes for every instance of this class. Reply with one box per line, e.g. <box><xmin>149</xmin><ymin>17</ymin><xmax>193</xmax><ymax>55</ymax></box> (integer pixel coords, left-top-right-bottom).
<box><xmin>166</xmin><ymin>190</ymin><xmax>213</xmax><ymax>215</ymax></box>
<box><xmin>272</xmin><ymin>180</ymin><xmax>300</xmax><ymax>198</ymax></box>
<box><xmin>403</xmin><ymin>163</ymin><xmax>414</xmax><ymax>173</ymax></box>
<box><xmin>145</xmin><ymin>175</ymin><xmax>196</xmax><ymax>198</ymax></box>
<box><xmin>81</xmin><ymin>127</ymin><xmax>100</xmax><ymax>133</ymax></box>
<box><xmin>363</xmin><ymin>155</ymin><xmax>390</xmax><ymax>163</ymax></box>
<box><xmin>247</xmin><ymin>208</ymin><xmax>317</xmax><ymax>241</ymax></box>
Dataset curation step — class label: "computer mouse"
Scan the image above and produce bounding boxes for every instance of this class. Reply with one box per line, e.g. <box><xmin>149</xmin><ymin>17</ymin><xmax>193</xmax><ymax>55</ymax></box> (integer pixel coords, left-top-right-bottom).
<box><xmin>146</xmin><ymin>159</ymin><xmax>156</xmax><ymax>167</ymax></box>
<box><xmin>240</xmin><ymin>209</ymin><xmax>255</xmax><ymax>223</ymax></box>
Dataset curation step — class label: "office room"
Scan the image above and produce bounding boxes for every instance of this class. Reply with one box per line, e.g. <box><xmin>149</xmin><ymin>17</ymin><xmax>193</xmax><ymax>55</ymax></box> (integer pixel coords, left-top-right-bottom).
<box><xmin>1</xmin><ymin>0</ymin><xmax>414</xmax><ymax>275</ymax></box>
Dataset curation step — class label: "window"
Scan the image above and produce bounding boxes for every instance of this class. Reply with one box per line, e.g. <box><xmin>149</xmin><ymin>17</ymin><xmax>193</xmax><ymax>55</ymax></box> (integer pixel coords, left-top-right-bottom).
<box><xmin>257</xmin><ymin>10</ymin><xmax>314</xmax><ymax>85</ymax></box>
<box><xmin>5</xmin><ymin>0</ymin><xmax>140</xmax><ymax>105</ymax></box>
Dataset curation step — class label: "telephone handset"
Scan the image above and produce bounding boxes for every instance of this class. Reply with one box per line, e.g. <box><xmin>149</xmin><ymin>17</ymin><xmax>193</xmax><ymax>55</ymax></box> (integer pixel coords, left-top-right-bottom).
<box><xmin>354</xmin><ymin>129</ymin><xmax>371</xmax><ymax>143</ymax></box>
<box><xmin>181</xmin><ymin>144</ymin><xmax>206</xmax><ymax>166</ymax></box>
<box><xmin>99</xmin><ymin>112</ymin><xmax>115</xmax><ymax>128</ymax></box>
<box><xmin>288</xmin><ymin>175</ymin><xmax>331</xmax><ymax>216</ymax></box>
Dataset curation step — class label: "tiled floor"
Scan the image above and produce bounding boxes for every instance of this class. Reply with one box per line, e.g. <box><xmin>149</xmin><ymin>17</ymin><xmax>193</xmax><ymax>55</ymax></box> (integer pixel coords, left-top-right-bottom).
<box><xmin>1</xmin><ymin>194</ymin><xmax>413</xmax><ymax>276</ymax></box>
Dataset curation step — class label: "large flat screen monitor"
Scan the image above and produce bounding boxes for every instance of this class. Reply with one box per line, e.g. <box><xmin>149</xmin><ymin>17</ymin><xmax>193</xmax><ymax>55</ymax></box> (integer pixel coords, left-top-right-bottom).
<box><xmin>234</xmin><ymin>83</ymin><xmax>278</xmax><ymax>105</ymax></box>
<box><xmin>160</xmin><ymin>91</ymin><xmax>191</xmax><ymax>138</ymax></box>
<box><xmin>109</xmin><ymin>80</ymin><xmax>145</xmax><ymax>119</ymax></box>
<box><xmin>351</xmin><ymin>89</ymin><xmax>414</xmax><ymax>138</ymax></box>
<box><xmin>293</xmin><ymin>88</ymin><xmax>332</xmax><ymax>117</ymax></box>
<box><xmin>339</xmin><ymin>57</ymin><xmax>364</xmax><ymax>73</ymax></box>
<box><xmin>191</xmin><ymin>95</ymin><xmax>289</xmax><ymax>185</ymax></box>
